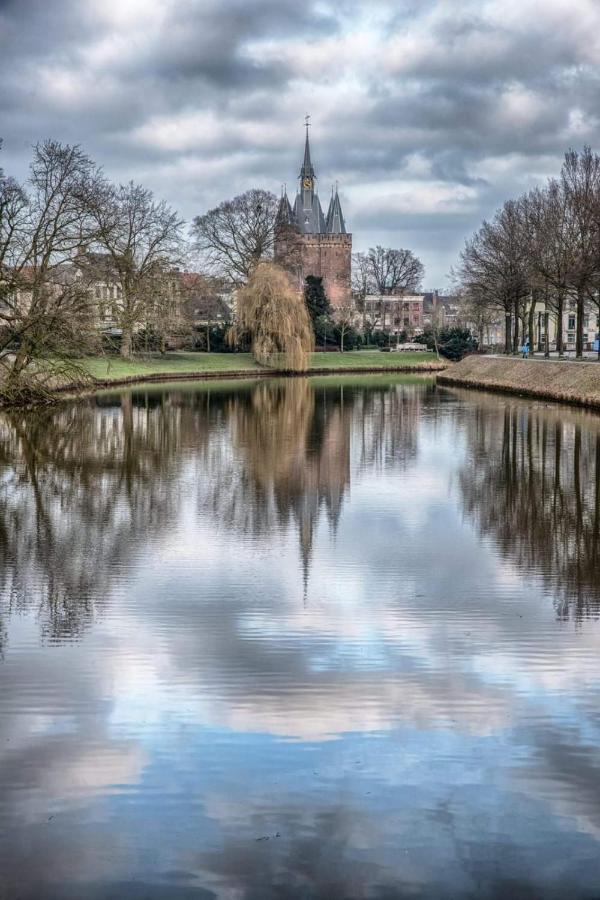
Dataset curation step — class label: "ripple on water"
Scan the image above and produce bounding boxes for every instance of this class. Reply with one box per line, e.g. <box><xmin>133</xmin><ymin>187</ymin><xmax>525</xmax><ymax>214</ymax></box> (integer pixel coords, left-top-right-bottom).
<box><xmin>0</xmin><ymin>378</ymin><xmax>600</xmax><ymax>898</ymax></box>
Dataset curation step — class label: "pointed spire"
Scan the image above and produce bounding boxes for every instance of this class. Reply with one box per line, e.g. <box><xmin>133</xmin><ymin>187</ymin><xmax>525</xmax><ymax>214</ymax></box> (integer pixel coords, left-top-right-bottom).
<box><xmin>326</xmin><ymin>184</ymin><xmax>347</xmax><ymax>234</ymax></box>
<box><xmin>276</xmin><ymin>189</ymin><xmax>294</xmax><ymax>227</ymax></box>
<box><xmin>300</xmin><ymin>114</ymin><xmax>315</xmax><ymax>180</ymax></box>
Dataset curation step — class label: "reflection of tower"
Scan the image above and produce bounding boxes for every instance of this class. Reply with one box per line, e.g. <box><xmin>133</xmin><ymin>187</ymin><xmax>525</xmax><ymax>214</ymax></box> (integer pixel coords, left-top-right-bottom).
<box><xmin>285</xmin><ymin>396</ymin><xmax>352</xmax><ymax>598</ymax></box>
<box><xmin>222</xmin><ymin>380</ymin><xmax>354</xmax><ymax>598</ymax></box>
<box><xmin>299</xmin><ymin>497</ymin><xmax>316</xmax><ymax>606</ymax></box>
<box><xmin>217</xmin><ymin>380</ymin><xmax>431</xmax><ymax>600</ymax></box>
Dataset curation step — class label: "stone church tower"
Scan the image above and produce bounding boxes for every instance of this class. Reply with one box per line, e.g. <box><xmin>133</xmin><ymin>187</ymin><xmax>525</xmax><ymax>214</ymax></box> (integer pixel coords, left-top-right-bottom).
<box><xmin>274</xmin><ymin>123</ymin><xmax>352</xmax><ymax>309</ymax></box>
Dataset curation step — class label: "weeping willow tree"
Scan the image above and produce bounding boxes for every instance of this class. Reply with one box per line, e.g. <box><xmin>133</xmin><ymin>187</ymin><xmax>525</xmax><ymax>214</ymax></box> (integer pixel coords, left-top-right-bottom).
<box><xmin>230</xmin><ymin>262</ymin><xmax>313</xmax><ymax>371</ymax></box>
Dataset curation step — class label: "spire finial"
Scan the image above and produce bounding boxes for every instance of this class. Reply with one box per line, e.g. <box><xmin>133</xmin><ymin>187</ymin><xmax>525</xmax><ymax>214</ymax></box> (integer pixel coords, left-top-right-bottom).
<box><xmin>300</xmin><ymin>115</ymin><xmax>315</xmax><ymax>180</ymax></box>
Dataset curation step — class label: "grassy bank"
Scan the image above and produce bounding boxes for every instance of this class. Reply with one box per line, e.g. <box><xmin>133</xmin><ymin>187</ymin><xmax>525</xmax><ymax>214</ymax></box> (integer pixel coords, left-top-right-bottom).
<box><xmin>438</xmin><ymin>355</ymin><xmax>600</xmax><ymax>410</ymax></box>
<box><xmin>73</xmin><ymin>349</ymin><xmax>443</xmax><ymax>387</ymax></box>
<box><xmin>94</xmin><ymin>370</ymin><xmax>438</xmax><ymax>401</ymax></box>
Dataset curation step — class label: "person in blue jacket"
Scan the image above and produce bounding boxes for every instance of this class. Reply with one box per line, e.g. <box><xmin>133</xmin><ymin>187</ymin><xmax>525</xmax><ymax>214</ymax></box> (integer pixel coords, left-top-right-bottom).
<box><xmin>521</xmin><ymin>340</ymin><xmax>530</xmax><ymax>359</ymax></box>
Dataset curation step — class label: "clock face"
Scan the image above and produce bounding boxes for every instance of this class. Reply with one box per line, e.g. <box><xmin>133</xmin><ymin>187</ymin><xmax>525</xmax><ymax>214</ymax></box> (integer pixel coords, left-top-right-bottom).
<box><xmin>303</xmin><ymin>177</ymin><xmax>313</xmax><ymax>189</ymax></box>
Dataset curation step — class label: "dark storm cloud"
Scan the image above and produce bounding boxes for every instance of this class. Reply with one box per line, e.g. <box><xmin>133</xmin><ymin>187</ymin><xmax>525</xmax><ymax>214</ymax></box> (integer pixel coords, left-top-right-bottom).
<box><xmin>2</xmin><ymin>0</ymin><xmax>600</xmax><ymax>283</ymax></box>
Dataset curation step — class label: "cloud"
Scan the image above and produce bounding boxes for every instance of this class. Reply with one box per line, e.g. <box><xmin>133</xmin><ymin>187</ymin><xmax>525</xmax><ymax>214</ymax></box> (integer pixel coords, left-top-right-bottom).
<box><xmin>2</xmin><ymin>0</ymin><xmax>600</xmax><ymax>285</ymax></box>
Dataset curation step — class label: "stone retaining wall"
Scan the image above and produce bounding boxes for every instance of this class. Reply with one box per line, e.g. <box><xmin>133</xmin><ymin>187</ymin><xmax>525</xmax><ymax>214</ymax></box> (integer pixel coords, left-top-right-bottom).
<box><xmin>437</xmin><ymin>356</ymin><xmax>600</xmax><ymax>410</ymax></box>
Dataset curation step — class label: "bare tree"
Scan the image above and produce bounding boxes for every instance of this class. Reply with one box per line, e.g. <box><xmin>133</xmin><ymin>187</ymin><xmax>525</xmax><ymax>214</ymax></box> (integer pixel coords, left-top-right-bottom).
<box><xmin>560</xmin><ymin>147</ymin><xmax>600</xmax><ymax>358</ymax></box>
<box><xmin>454</xmin><ymin>283</ymin><xmax>500</xmax><ymax>350</ymax></box>
<box><xmin>351</xmin><ymin>251</ymin><xmax>373</xmax><ymax>297</ymax></box>
<box><xmin>193</xmin><ymin>189</ymin><xmax>278</xmax><ymax>285</ymax></box>
<box><xmin>179</xmin><ymin>272</ymin><xmax>230</xmax><ymax>351</ymax></box>
<box><xmin>365</xmin><ymin>246</ymin><xmax>424</xmax><ymax>295</ymax></box>
<box><xmin>458</xmin><ymin>200</ymin><xmax>530</xmax><ymax>354</ymax></box>
<box><xmin>0</xmin><ymin>141</ymin><xmax>103</xmax><ymax>398</ymax></box>
<box><xmin>335</xmin><ymin>305</ymin><xmax>358</xmax><ymax>352</ymax></box>
<box><xmin>89</xmin><ymin>181</ymin><xmax>184</xmax><ymax>358</ymax></box>
<box><xmin>521</xmin><ymin>183</ymin><xmax>573</xmax><ymax>356</ymax></box>
<box><xmin>0</xmin><ymin>156</ymin><xmax>28</xmax><ymax>309</ymax></box>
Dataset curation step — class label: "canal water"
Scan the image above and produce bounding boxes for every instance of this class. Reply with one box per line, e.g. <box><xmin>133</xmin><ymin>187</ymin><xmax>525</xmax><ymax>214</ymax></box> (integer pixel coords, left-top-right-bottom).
<box><xmin>1</xmin><ymin>375</ymin><xmax>600</xmax><ymax>899</ymax></box>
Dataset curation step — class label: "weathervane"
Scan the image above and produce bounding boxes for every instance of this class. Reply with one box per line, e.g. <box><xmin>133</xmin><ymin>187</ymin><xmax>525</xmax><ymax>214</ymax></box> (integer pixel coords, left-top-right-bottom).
<box><xmin>305</xmin><ymin>114</ymin><xmax>311</xmax><ymax>132</ymax></box>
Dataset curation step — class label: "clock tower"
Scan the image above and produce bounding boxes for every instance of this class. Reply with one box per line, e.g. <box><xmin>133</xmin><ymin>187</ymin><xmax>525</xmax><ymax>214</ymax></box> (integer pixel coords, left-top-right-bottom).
<box><xmin>275</xmin><ymin>120</ymin><xmax>352</xmax><ymax>309</ymax></box>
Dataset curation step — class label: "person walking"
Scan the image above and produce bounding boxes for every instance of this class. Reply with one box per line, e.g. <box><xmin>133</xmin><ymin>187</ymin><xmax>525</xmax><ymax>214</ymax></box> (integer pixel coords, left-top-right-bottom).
<box><xmin>521</xmin><ymin>340</ymin><xmax>530</xmax><ymax>359</ymax></box>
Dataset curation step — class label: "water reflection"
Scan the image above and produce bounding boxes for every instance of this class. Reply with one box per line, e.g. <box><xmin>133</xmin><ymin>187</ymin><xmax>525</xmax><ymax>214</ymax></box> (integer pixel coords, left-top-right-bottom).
<box><xmin>456</xmin><ymin>391</ymin><xmax>600</xmax><ymax>619</ymax></box>
<box><xmin>1</xmin><ymin>377</ymin><xmax>600</xmax><ymax>899</ymax></box>
<box><xmin>0</xmin><ymin>378</ymin><xmax>426</xmax><ymax>647</ymax></box>
<box><xmin>0</xmin><ymin>393</ymin><xmax>183</xmax><ymax>646</ymax></box>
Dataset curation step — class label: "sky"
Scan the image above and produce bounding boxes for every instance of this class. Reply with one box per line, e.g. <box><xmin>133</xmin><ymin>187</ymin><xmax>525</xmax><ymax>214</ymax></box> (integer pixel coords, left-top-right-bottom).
<box><xmin>1</xmin><ymin>0</ymin><xmax>600</xmax><ymax>287</ymax></box>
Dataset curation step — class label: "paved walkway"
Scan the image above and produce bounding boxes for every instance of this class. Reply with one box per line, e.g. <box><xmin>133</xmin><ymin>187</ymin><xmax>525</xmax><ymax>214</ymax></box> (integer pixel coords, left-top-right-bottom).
<box><xmin>488</xmin><ymin>352</ymin><xmax>600</xmax><ymax>362</ymax></box>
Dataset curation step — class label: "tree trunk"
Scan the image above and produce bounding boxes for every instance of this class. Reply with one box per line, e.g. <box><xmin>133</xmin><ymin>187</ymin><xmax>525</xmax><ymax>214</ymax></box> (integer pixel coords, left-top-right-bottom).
<box><xmin>206</xmin><ymin>322</ymin><xmax>210</xmax><ymax>353</ymax></box>
<box><xmin>544</xmin><ymin>310</ymin><xmax>550</xmax><ymax>358</ymax></box>
<box><xmin>512</xmin><ymin>298</ymin><xmax>520</xmax><ymax>354</ymax></box>
<box><xmin>7</xmin><ymin>341</ymin><xmax>31</xmax><ymax>386</ymax></box>
<box><xmin>10</xmin><ymin>342</ymin><xmax>29</xmax><ymax>377</ymax></box>
<box><xmin>556</xmin><ymin>294</ymin><xmax>564</xmax><ymax>356</ymax></box>
<box><xmin>505</xmin><ymin>311</ymin><xmax>512</xmax><ymax>355</ymax></box>
<box><xmin>121</xmin><ymin>326</ymin><xmax>132</xmax><ymax>359</ymax></box>
<box><xmin>576</xmin><ymin>286</ymin><xmax>585</xmax><ymax>359</ymax></box>
<box><xmin>528</xmin><ymin>298</ymin><xmax>535</xmax><ymax>357</ymax></box>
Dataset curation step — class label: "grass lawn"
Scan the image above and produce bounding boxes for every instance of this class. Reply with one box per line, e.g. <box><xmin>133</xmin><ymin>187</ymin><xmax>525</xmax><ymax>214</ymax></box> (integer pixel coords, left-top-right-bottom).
<box><xmin>309</xmin><ymin>350</ymin><xmax>439</xmax><ymax>369</ymax></box>
<box><xmin>79</xmin><ymin>349</ymin><xmax>441</xmax><ymax>383</ymax></box>
<box><xmin>81</xmin><ymin>352</ymin><xmax>260</xmax><ymax>380</ymax></box>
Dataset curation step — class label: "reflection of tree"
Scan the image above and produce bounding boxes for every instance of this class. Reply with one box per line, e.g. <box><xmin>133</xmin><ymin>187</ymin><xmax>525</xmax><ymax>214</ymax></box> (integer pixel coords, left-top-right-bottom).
<box><xmin>355</xmin><ymin>381</ymin><xmax>425</xmax><ymax>470</ymax></box>
<box><xmin>0</xmin><ymin>392</ymin><xmax>185</xmax><ymax>648</ymax></box>
<box><xmin>458</xmin><ymin>397</ymin><xmax>600</xmax><ymax>619</ymax></box>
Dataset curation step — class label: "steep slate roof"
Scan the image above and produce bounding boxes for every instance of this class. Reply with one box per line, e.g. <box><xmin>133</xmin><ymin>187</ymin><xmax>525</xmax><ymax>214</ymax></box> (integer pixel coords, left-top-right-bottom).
<box><xmin>325</xmin><ymin>187</ymin><xmax>347</xmax><ymax>234</ymax></box>
<box><xmin>275</xmin><ymin>192</ymin><xmax>294</xmax><ymax>227</ymax></box>
<box><xmin>293</xmin><ymin>191</ymin><xmax>326</xmax><ymax>234</ymax></box>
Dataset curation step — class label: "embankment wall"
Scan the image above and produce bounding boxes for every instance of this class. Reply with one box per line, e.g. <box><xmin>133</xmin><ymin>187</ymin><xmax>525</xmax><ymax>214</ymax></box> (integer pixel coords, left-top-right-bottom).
<box><xmin>437</xmin><ymin>356</ymin><xmax>600</xmax><ymax>410</ymax></box>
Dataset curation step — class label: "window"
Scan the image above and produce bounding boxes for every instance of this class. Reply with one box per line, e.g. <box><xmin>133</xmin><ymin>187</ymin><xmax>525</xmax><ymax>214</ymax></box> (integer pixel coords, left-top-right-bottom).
<box><xmin>568</xmin><ymin>316</ymin><xmax>576</xmax><ymax>330</ymax></box>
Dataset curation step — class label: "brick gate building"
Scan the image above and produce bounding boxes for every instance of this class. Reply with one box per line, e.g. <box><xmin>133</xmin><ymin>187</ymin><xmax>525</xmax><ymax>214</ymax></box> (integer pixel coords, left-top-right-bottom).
<box><xmin>274</xmin><ymin>124</ymin><xmax>352</xmax><ymax>309</ymax></box>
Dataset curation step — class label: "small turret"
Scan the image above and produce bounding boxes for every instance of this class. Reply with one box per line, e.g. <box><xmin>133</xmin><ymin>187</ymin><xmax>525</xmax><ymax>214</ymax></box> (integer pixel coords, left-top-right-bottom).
<box><xmin>276</xmin><ymin>189</ymin><xmax>294</xmax><ymax>228</ymax></box>
<box><xmin>326</xmin><ymin>185</ymin><xmax>347</xmax><ymax>235</ymax></box>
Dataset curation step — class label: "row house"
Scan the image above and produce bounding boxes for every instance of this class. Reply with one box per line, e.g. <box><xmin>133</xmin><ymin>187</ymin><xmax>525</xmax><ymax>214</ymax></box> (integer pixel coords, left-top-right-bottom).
<box><xmin>363</xmin><ymin>294</ymin><xmax>424</xmax><ymax>337</ymax></box>
<box><xmin>532</xmin><ymin>304</ymin><xmax>600</xmax><ymax>352</ymax></box>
